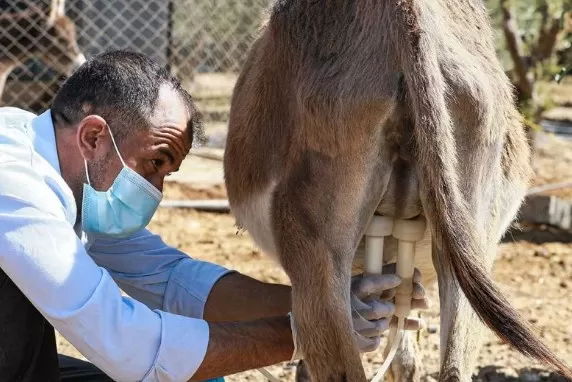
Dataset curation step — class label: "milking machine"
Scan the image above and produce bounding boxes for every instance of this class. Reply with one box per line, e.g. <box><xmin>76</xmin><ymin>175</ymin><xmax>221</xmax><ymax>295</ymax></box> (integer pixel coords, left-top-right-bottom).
<box><xmin>366</xmin><ymin>215</ymin><xmax>426</xmax><ymax>382</ymax></box>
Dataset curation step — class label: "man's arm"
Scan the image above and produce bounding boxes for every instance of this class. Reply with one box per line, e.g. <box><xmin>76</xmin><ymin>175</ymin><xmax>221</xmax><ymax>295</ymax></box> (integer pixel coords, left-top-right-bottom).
<box><xmin>204</xmin><ymin>272</ymin><xmax>292</xmax><ymax>321</ymax></box>
<box><xmin>87</xmin><ymin>227</ymin><xmax>293</xmax><ymax>322</ymax></box>
<box><xmin>194</xmin><ymin>316</ymin><xmax>294</xmax><ymax>380</ymax></box>
<box><xmin>0</xmin><ymin>161</ymin><xmax>294</xmax><ymax>381</ymax></box>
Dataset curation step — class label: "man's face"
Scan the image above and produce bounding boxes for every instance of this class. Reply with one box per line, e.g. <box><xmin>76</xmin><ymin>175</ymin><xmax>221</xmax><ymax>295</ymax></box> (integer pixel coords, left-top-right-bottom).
<box><xmin>77</xmin><ymin>85</ymin><xmax>192</xmax><ymax>196</ymax></box>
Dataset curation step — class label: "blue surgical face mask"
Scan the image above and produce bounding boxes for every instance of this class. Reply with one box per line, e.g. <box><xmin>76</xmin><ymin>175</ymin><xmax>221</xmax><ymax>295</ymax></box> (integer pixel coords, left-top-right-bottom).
<box><xmin>81</xmin><ymin>124</ymin><xmax>163</xmax><ymax>238</ymax></box>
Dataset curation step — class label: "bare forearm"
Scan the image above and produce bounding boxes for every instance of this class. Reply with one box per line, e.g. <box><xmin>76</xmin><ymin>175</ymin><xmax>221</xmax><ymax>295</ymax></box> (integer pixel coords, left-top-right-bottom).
<box><xmin>190</xmin><ymin>315</ymin><xmax>294</xmax><ymax>381</ymax></box>
<box><xmin>204</xmin><ymin>272</ymin><xmax>292</xmax><ymax>322</ymax></box>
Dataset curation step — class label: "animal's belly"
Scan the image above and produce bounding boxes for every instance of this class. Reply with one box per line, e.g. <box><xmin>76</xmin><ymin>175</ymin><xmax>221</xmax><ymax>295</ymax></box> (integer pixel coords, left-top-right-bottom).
<box><xmin>231</xmin><ymin>181</ymin><xmax>281</xmax><ymax>263</ymax></box>
<box><xmin>375</xmin><ymin>156</ymin><xmax>424</xmax><ymax>220</ymax></box>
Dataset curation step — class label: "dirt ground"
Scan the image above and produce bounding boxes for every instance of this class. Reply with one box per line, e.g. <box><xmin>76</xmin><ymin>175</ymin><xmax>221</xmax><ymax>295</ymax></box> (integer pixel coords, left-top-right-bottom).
<box><xmin>54</xmin><ymin>130</ymin><xmax>572</xmax><ymax>382</ymax></box>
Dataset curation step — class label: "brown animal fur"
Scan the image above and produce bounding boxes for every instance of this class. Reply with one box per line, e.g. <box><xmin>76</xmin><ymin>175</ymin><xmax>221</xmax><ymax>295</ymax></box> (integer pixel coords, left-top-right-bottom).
<box><xmin>223</xmin><ymin>0</ymin><xmax>572</xmax><ymax>381</ymax></box>
<box><xmin>0</xmin><ymin>0</ymin><xmax>85</xmax><ymax>102</ymax></box>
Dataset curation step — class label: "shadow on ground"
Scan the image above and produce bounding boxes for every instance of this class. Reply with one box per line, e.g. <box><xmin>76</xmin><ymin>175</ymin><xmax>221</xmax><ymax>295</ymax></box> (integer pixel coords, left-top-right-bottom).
<box><xmin>472</xmin><ymin>366</ymin><xmax>569</xmax><ymax>381</ymax></box>
<box><xmin>502</xmin><ymin>223</ymin><xmax>572</xmax><ymax>244</ymax></box>
<box><xmin>424</xmin><ymin>366</ymin><xmax>568</xmax><ymax>381</ymax></box>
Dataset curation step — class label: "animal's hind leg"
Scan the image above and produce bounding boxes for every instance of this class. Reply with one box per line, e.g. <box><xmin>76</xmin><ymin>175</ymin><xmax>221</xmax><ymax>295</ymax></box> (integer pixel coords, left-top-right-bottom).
<box><xmin>384</xmin><ymin>328</ymin><xmax>423</xmax><ymax>382</ymax></box>
<box><xmin>273</xmin><ymin>143</ymin><xmax>393</xmax><ymax>382</ymax></box>
<box><xmin>294</xmin><ymin>314</ymin><xmax>423</xmax><ymax>382</ymax></box>
<box><xmin>433</xmin><ymin>244</ymin><xmax>488</xmax><ymax>382</ymax></box>
<box><xmin>433</xmin><ymin>92</ymin><xmax>531</xmax><ymax>381</ymax></box>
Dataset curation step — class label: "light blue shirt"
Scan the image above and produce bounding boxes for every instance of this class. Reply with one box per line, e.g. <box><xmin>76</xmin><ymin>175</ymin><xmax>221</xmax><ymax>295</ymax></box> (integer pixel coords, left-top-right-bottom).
<box><xmin>0</xmin><ymin>107</ymin><xmax>234</xmax><ymax>381</ymax></box>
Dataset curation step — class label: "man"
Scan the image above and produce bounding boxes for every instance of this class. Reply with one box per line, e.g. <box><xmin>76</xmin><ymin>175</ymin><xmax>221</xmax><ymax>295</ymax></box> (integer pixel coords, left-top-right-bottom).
<box><xmin>0</xmin><ymin>50</ymin><xmax>429</xmax><ymax>382</ymax></box>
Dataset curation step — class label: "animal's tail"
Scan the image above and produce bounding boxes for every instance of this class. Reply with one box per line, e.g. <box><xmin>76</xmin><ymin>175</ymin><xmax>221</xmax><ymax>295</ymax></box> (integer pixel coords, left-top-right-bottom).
<box><xmin>389</xmin><ymin>1</ymin><xmax>572</xmax><ymax>379</ymax></box>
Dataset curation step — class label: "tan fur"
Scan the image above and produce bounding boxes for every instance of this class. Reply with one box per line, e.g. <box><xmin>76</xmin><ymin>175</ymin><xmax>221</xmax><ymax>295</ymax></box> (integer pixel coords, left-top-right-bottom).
<box><xmin>383</xmin><ymin>327</ymin><xmax>423</xmax><ymax>382</ymax></box>
<box><xmin>0</xmin><ymin>2</ymin><xmax>85</xmax><ymax>102</ymax></box>
<box><xmin>223</xmin><ymin>1</ymin><xmax>572</xmax><ymax>381</ymax></box>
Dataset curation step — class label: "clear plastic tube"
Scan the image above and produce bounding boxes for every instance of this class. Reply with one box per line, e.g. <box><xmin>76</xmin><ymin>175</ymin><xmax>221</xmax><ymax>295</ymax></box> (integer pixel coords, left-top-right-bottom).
<box><xmin>258</xmin><ymin>367</ymin><xmax>281</xmax><ymax>381</ymax></box>
<box><xmin>370</xmin><ymin>317</ymin><xmax>405</xmax><ymax>382</ymax></box>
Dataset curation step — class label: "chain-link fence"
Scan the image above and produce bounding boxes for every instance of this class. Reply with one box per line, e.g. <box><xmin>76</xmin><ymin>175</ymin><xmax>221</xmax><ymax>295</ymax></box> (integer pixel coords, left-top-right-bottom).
<box><xmin>0</xmin><ymin>0</ymin><xmax>272</xmax><ymax>113</ymax></box>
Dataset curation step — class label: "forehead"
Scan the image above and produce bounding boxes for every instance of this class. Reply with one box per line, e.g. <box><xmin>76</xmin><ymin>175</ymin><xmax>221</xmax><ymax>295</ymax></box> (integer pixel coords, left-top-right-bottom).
<box><xmin>121</xmin><ymin>84</ymin><xmax>193</xmax><ymax>161</ymax></box>
<box><xmin>140</xmin><ymin>84</ymin><xmax>192</xmax><ymax>150</ymax></box>
<box><xmin>150</xmin><ymin>84</ymin><xmax>189</xmax><ymax>131</ymax></box>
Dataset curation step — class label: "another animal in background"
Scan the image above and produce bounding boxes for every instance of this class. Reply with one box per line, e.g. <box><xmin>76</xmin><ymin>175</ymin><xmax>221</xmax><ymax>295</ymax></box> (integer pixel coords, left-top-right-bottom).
<box><xmin>0</xmin><ymin>0</ymin><xmax>85</xmax><ymax>103</ymax></box>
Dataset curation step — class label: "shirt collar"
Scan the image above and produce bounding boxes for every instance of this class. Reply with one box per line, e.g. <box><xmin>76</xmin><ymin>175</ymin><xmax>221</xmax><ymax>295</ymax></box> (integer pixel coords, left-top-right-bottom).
<box><xmin>30</xmin><ymin>109</ymin><xmax>62</xmax><ymax>176</ymax></box>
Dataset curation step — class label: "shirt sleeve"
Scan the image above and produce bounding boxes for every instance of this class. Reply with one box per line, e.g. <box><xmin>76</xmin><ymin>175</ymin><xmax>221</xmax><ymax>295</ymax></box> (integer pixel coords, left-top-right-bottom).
<box><xmin>0</xmin><ymin>161</ymin><xmax>209</xmax><ymax>382</ymax></box>
<box><xmin>87</xmin><ymin>228</ymin><xmax>234</xmax><ymax>318</ymax></box>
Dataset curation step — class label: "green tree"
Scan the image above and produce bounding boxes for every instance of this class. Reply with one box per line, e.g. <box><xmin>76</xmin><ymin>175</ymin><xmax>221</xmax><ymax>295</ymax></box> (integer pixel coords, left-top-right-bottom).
<box><xmin>486</xmin><ymin>0</ymin><xmax>570</xmax><ymax>119</ymax></box>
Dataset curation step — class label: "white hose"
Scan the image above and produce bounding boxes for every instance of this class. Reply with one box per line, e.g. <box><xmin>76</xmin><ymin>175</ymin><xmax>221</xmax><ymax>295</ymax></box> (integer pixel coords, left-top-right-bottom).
<box><xmin>370</xmin><ymin>317</ymin><xmax>405</xmax><ymax>382</ymax></box>
<box><xmin>258</xmin><ymin>367</ymin><xmax>281</xmax><ymax>381</ymax></box>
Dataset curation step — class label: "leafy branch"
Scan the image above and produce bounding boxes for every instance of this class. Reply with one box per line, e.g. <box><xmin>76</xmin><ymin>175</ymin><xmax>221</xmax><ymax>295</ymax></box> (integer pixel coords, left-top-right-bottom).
<box><xmin>498</xmin><ymin>0</ymin><xmax>571</xmax><ymax>101</ymax></box>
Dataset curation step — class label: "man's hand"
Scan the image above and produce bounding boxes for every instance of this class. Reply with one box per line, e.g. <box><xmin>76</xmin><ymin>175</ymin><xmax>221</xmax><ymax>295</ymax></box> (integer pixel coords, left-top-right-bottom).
<box><xmin>350</xmin><ymin>265</ymin><xmax>430</xmax><ymax>353</ymax></box>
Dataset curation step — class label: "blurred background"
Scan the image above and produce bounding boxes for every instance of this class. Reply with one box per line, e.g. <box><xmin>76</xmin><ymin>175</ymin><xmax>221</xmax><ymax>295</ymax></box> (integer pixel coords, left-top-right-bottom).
<box><xmin>1</xmin><ymin>1</ymin><xmax>571</xmax><ymax>381</ymax></box>
<box><xmin>0</xmin><ymin>0</ymin><xmax>571</xmax><ymax>145</ymax></box>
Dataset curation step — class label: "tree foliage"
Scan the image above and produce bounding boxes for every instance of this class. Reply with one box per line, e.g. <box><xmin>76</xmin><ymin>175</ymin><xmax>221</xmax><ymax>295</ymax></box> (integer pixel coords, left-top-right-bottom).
<box><xmin>485</xmin><ymin>0</ymin><xmax>571</xmax><ymax>110</ymax></box>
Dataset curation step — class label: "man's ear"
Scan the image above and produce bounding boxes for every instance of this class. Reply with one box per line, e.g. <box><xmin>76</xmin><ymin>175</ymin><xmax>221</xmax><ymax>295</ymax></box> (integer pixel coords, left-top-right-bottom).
<box><xmin>77</xmin><ymin>115</ymin><xmax>109</xmax><ymax>161</ymax></box>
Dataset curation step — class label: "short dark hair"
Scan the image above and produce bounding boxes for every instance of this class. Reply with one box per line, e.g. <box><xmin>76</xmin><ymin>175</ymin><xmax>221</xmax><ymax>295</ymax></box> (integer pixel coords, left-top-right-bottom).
<box><xmin>51</xmin><ymin>49</ymin><xmax>205</xmax><ymax>146</ymax></box>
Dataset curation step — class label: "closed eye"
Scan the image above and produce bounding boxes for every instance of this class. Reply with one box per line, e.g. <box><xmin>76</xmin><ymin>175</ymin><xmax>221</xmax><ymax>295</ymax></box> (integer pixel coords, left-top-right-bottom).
<box><xmin>152</xmin><ymin>159</ymin><xmax>165</xmax><ymax>171</ymax></box>
<box><xmin>151</xmin><ymin>158</ymin><xmax>176</xmax><ymax>177</ymax></box>
<box><xmin>151</xmin><ymin>147</ymin><xmax>178</xmax><ymax>174</ymax></box>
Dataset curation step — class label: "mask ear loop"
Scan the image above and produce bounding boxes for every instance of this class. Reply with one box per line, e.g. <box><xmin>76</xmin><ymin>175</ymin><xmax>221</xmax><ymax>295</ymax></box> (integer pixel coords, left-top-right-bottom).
<box><xmin>84</xmin><ymin>124</ymin><xmax>125</xmax><ymax>186</ymax></box>
<box><xmin>106</xmin><ymin>124</ymin><xmax>127</xmax><ymax>168</ymax></box>
<box><xmin>84</xmin><ymin>160</ymin><xmax>92</xmax><ymax>186</ymax></box>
